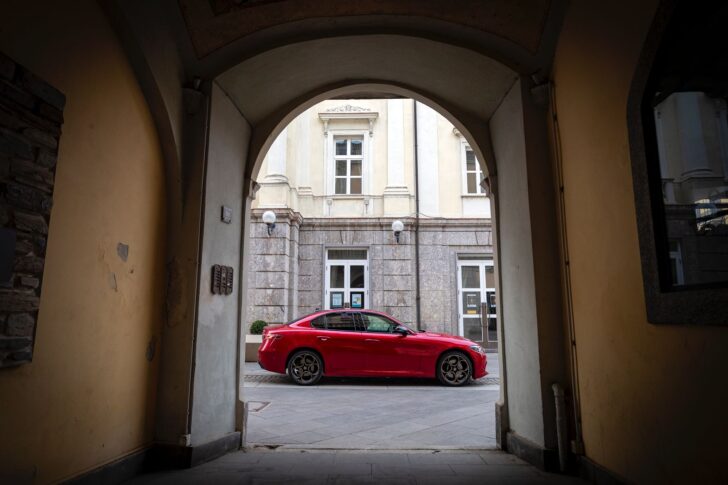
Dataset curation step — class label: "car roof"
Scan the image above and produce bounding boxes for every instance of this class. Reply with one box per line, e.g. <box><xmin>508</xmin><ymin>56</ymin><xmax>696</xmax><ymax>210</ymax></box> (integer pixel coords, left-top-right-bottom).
<box><xmin>298</xmin><ymin>309</ymin><xmax>396</xmax><ymax>321</ymax></box>
<box><xmin>312</xmin><ymin>309</ymin><xmax>390</xmax><ymax>316</ymax></box>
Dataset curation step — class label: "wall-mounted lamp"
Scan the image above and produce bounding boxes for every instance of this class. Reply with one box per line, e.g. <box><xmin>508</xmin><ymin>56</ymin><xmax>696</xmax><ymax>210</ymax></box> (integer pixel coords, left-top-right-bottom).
<box><xmin>392</xmin><ymin>220</ymin><xmax>404</xmax><ymax>244</ymax></box>
<box><xmin>262</xmin><ymin>210</ymin><xmax>276</xmax><ymax>236</ymax></box>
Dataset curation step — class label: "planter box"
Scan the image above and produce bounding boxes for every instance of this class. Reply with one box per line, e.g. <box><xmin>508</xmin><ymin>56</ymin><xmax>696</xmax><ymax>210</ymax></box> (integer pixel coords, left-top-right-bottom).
<box><xmin>245</xmin><ymin>334</ymin><xmax>262</xmax><ymax>362</ymax></box>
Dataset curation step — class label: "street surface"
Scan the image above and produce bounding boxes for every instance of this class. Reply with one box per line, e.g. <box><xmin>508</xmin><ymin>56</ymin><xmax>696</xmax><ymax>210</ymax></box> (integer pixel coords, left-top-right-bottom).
<box><xmin>243</xmin><ymin>353</ymin><xmax>500</xmax><ymax>450</ymax></box>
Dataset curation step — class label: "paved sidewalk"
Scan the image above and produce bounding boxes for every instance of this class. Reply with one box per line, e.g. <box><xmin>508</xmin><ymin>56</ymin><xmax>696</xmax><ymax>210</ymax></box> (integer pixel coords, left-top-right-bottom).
<box><xmin>128</xmin><ymin>449</ymin><xmax>585</xmax><ymax>485</ymax></box>
<box><xmin>242</xmin><ymin>353</ymin><xmax>500</xmax><ymax>450</ymax></box>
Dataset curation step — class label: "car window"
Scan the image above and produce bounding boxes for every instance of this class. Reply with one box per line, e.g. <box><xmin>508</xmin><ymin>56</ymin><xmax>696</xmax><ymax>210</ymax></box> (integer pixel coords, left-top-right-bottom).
<box><xmin>325</xmin><ymin>312</ymin><xmax>358</xmax><ymax>331</ymax></box>
<box><xmin>286</xmin><ymin>311</ymin><xmax>321</xmax><ymax>325</ymax></box>
<box><xmin>360</xmin><ymin>313</ymin><xmax>396</xmax><ymax>333</ymax></box>
<box><xmin>310</xmin><ymin>316</ymin><xmax>326</xmax><ymax>329</ymax></box>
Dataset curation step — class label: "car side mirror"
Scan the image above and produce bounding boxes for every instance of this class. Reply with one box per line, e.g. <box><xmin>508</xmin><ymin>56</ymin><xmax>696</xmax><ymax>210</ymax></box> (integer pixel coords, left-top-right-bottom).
<box><xmin>394</xmin><ymin>326</ymin><xmax>409</xmax><ymax>336</ymax></box>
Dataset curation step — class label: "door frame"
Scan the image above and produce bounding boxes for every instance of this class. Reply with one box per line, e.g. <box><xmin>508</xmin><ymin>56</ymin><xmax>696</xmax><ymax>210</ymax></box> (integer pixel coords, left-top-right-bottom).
<box><xmin>324</xmin><ymin>247</ymin><xmax>369</xmax><ymax>309</ymax></box>
<box><xmin>456</xmin><ymin>258</ymin><xmax>496</xmax><ymax>345</ymax></box>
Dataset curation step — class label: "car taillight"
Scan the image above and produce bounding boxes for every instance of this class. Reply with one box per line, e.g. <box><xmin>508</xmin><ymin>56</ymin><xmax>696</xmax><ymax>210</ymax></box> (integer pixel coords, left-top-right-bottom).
<box><xmin>264</xmin><ymin>334</ymin><xmax>282</xmax><ymax>341</ymax></box>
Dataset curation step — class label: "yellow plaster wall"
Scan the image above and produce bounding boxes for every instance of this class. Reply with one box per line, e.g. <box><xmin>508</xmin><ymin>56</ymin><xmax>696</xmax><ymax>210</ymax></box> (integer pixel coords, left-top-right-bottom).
<box><xmin>552</xmin><ymin>1</ymin><xmax>728</xmax><ymax>483</ymax></box>
<box><xmin>0</xmin><ymin>1</ymin><xmax>167</xmax><ymax>482</ymax></box>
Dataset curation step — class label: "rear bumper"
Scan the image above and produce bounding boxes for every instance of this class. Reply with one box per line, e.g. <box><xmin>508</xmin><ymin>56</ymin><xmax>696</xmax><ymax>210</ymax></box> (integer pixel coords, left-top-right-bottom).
<box><xmin>257</xmin><ymin>341</ymin><xmax>287</xmax><ymax>374</ymax></box>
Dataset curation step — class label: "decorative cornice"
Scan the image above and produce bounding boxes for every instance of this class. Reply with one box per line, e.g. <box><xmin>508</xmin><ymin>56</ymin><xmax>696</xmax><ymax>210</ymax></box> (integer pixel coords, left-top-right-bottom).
<box><xmin>325</xmin><ymin>104</ymin><xmax>371</xmax><ymax>113</ymax></box>
<box><xmin>319</xmin><ymin>105</ymin><xmax>379</xmax><ymax>136</ymax></box>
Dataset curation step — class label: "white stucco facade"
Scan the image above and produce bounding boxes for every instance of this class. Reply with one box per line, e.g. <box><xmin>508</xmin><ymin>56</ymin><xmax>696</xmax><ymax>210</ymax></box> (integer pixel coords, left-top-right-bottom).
<box><xmin>253</xmin><ymin>99</ymin><xmax>491</xmax><ymax>219</ymax></box>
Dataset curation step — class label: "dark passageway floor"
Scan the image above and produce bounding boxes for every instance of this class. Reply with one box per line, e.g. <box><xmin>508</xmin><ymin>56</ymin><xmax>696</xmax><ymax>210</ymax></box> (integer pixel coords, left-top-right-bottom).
<box><xmin>127</xmin><ymin>449</ymin><xmax>587</xmax><ymax>484</ymax></box>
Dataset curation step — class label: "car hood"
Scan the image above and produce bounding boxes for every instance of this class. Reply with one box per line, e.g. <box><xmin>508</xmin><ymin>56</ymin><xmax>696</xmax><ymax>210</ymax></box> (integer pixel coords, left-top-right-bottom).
<box><xmin>416</xmin><ymin>331</ymin><xmax>475</xmax><ymax>345</ymax></box>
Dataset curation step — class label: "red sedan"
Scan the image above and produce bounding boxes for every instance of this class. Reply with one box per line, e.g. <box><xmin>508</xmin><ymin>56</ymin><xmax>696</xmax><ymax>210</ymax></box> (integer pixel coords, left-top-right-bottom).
<box><xmin>258</xmin><ymin>309</ymin><xmax>487</xmax><ymax>386</ymax></box>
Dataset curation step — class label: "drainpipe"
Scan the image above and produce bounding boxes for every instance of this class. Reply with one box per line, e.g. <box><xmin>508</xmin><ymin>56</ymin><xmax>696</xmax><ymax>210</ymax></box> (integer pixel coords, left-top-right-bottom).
<box><xmin>185</xmin><ymin>81</ymin><xmax>212</xmax><ymax>442</ymax></box>
<box><xmin>552</xmin><ymin>383</ymin><xmax>568</xmax><ymax>472</ymax></box>
<box><xmin>548</xmin><ymin>81</ymin><xmax>585</xmax><ymax>456</ymax></box>
<box><xmin>413</xmin><ymin>100</ymin><xmax>422</xmax><ymax>331</ymax></box>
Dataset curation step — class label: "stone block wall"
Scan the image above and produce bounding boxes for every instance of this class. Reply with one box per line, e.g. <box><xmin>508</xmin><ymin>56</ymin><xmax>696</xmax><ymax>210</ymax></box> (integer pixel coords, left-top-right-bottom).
<box><xmin>245</xmin><ymin>212</ymin><xmax>493</xmax><ymax>336</ymax></box>
<box><xmin>0</xmin><ymin>53</ymin><xmax>64</xmax><ymax>367</ymax></box>
<box><xmin>246</xmin><ymin>209</ymin><xmax>301</xmax><ymax>328</ymax></box>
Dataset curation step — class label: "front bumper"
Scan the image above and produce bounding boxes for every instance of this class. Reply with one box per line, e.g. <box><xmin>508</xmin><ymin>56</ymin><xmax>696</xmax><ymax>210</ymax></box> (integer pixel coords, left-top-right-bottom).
<box><xmin>471</xmin><ymin>352</ymin><xmax>488</xmax><ymax>379</ymax></box>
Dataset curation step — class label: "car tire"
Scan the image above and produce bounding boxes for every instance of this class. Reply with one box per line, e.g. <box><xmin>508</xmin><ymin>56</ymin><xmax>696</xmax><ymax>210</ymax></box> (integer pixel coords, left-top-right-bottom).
<box><xmin>436</xmin><ymin>351</ymin><xmax>472</xmax><ymax>386</ymax></box>
<box><xmin>287</xmin><ymin>350</ymin><xmax>324</xmax><ymax>386</ymax></box>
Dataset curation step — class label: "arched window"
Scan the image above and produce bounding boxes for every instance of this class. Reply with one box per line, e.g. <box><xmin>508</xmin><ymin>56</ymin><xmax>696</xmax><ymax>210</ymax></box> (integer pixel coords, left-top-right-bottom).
<box><xmin>629</xmin><ymin>1</ymin><xmax>728</xmax><ymax>324</ymax></box>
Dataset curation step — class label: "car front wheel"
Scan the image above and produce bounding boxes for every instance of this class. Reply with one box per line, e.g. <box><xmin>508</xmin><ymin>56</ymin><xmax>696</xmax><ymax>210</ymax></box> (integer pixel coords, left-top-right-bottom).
<box><xmin>287</xmin><ymin>350</ymin><xmax>323</xmax><ymax>385</ymax></box>
<box><xmin>437</xmin><ymin>351</ymin><xmax>472</xmax><ymax>386</ymax></box>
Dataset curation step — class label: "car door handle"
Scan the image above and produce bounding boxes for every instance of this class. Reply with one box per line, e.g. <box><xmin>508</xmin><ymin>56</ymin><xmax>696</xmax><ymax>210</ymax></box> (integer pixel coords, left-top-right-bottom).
<box><xmin>365</xmin><ymin>338</ymin><xmax>380</xmax><ymax>342</ymax></box>
<box><xmin>317</xmin><ymin>336</ymin><xmax>330</xmax><ymax>341</ymax></box>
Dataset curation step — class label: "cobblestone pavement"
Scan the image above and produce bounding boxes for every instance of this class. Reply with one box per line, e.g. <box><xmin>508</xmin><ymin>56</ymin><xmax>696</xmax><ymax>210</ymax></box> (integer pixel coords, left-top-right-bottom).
<box><xmin>128</xmin><ymin>449</ymin><xmax>586</xmax><ymax>485</ymax></box>
<box><xmin>242</xmin><ymin>354</ymin><xmax>500</xmax><ymax>450</ymax></box>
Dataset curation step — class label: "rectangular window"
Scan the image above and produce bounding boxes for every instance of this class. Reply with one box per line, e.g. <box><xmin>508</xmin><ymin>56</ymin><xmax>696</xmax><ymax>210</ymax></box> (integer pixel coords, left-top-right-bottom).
<box><xmin>652</xmin><ymin>92</ymin><xmax>728</xmax><ymax>288</ymax></box>
<box><xmin>327</xmin><ymin>249</ymin><xmax>368</xmax><ymax>260</ymax></box>
<box><xmin>325</xmin><ymin>312</ymin><xmax>358</xmax><ymax>331</ymax></box>
<box><xmin>334</xmin><ymin>136</ymin><xmax>364</xmax><ymax>195</ymax></box>
<box><xmin>360</xmin><ymin>313</ymin><xmax>396</xmax><ymax>333</ymax></box>
<box><xmin>628</xmin><ymin>0</ymin><xmax>728</xmax><ymax>324</ymax></box>
<box><xmin>464</xmin><ymin>148</ymin><xmax>486</xmax><ymax>195</ymax></box>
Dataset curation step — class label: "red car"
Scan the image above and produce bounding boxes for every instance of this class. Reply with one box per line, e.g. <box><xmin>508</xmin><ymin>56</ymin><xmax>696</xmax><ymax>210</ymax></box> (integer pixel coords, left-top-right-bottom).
<box><xmin>258</xmin><ymin>309</ymin><xmax>487</xmax><ymax>386</ymax></box>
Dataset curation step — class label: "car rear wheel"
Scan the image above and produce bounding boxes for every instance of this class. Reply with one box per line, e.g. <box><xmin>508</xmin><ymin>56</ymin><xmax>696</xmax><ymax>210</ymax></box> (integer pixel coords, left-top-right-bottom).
<box><xmin>288</xmin><ymin>350</ymin><xmax>323</xmax><ymax>386</ymax></box>
<box><xmin>437</xmin><ymin>351</ymin><xmax>472</xmax><ymax>386</ymax></box>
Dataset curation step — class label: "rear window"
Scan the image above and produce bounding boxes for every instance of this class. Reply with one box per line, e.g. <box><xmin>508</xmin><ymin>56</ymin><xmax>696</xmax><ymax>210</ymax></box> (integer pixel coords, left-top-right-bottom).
<box><xmin>286</xmin><ymin>312</ymin><xmax>320</xmax><ymax>326</ymax></box>
<box><xmin>325</xmin><ymin>313</ymin><xmax>358</xmax><ymax>331</ymax></box>
<box><xmin>311</xmin><ymin>316</ymin><xmax>326</xmax><ymax>329</ymax></box>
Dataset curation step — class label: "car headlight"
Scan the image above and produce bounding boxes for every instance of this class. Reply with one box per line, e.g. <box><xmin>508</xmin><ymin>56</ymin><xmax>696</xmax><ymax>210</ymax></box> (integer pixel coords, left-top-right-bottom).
<box><xmin>469</xmin><ymin>345</ymin><xmax>486</xmax><ymax>354</ymax></box>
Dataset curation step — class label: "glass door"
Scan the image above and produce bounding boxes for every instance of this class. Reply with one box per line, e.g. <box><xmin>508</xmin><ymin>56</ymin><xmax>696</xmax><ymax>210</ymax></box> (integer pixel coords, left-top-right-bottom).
<box><xmin>457</xmin><ymin>259</ymin><xmax>497</xmax><ymax>345</ymax></box>
<box><xmin>325</xmin><ymin>249</ymin><xmax>368</xmax><ymax>309</ymax></box>
<box><xmin>458</xmin><ymin>264</ymin><xmax>484</xmax><ymax>342</ymax></box>
<box><xmin>484</xmin><ymin>264</ymin><xmax>497</xmax><ymax>344</ymax></box>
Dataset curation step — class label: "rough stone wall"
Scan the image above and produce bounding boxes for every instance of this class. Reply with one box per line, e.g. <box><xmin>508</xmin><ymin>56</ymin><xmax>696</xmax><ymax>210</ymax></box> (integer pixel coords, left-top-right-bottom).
<box><xmin>418</xmin><ymin>222</ymin><xmax>494</xmax><ymax>333</ymax></box>
<box><xmin>246</xmin><ymin>212</ymin><xmax>492</xmax><ymax>335</ymax></box>
<box><xmin>246</xmin><ymin>209</ymin><xmax>301</xmax><ymax>327</ymax></box>
<box><xmin>0</xmin><ymin>53</ymin><xmax>64</xmax><ymax>367</ymax></box>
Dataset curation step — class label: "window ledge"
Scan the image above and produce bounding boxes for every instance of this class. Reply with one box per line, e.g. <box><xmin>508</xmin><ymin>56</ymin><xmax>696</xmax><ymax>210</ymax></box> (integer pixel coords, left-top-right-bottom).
<box><xmin>327</xmin><ymin>195</ymin><xmax>368</xmax><ymax>200</ymax></box>
<box><xmin>461</xmin><ymin>194</ymin><xmax>488</xmax><ymax>198</ymax></box>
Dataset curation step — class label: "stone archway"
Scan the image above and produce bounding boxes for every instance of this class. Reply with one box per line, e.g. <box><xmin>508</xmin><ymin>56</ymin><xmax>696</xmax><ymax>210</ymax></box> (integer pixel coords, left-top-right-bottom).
<box><xmin>103</xmin><ymin>2</ymin><xmax>570</xmax><ymax>470</ymax></box>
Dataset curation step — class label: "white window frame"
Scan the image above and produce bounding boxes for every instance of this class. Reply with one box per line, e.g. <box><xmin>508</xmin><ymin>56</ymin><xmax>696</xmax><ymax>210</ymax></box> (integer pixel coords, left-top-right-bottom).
<box><xmin>669</xmin><ymin>241</ymin><xmax>685</xmax><ymax>286</ymax></box>
<box><xmin>324</xmin><ymin>248</ymin><xmax>369</xmax><ymax>310</ymax></box>
<box><xmin>333</xmin><ymin>136</ymin><xmax>364</xmax><ymax>195</ymax></box>
<box><xmin>319</xmin><ymin>106</ymin><xmax>378</xmax><ymax>200</ymax></box>
<box><xmin>324</xmin><ymin>129</ymin><xmax>371</xmax><ymax>198</ymax></box>
<box><xmin>456</xmin><ymin>258</ymin><xmax>496</xmax><ymax>343</ymax></box>
<box><xmin>461</xmin><ymin>142</ymin><xmax>486</xmax><ymax>196</ymax></box>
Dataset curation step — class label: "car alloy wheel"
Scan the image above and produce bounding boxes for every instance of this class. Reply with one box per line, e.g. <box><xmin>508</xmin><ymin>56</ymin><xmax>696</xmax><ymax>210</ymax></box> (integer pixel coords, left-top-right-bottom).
<box><xmin>437</xmin><ymin>351</ymin><xmax>472</xmax><ymax>386</ymax></box>
<box><xmin>288</xmin><ymin>350</ymin><xmax>323</xmax><ymax>385</ymax></box>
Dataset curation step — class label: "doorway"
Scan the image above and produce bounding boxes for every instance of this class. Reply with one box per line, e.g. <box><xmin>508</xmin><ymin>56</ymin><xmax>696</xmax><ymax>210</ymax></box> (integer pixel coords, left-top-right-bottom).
<box><xmin>457</xmin><ymin>257</ymin><xmax>497</xmax><ymax>350</ymax></box>
<box><xmin>325</xmin><ymin>248</ymin><xmax>369</xmax><ymax>310</ymax></box>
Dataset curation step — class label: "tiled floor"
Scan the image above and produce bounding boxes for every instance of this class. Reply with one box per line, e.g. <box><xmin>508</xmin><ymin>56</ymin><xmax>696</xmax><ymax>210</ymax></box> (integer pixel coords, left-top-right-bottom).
<box><xmin>127</xmin><ymin>449</ymin><xmax>586</xmax><ymax>484</ymax></box>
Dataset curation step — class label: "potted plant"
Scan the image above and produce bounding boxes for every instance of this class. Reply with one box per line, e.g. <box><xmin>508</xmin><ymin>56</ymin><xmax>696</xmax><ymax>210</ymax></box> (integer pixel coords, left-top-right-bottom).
<box><xmin>249</xmin><ymin>320</ymin><xmax>268</xmax><ymax>335</ymax></box>
<box><xmin>245</xmin><ymin>320</ymin><xmax>268</xmax><ymax>362</ymax></box>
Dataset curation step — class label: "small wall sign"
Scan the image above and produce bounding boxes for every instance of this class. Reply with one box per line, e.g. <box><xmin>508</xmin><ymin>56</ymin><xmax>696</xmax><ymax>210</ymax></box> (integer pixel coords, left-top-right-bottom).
<box><xmin>221</xmin><ymin>206</ymin><xmax>232</xmax><ymax>224</ymax></box>
<box><xmin>211</xmin><ymin>265</ymin><xmax>234</xmax><ymax>295</ymax></box>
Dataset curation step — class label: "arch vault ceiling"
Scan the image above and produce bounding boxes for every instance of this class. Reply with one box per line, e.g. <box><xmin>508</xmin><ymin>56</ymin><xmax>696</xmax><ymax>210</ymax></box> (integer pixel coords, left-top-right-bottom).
<box><xmin>215</xmin><ymin>35</ymin><xmax>518</xmax><ymax>125</ymax></box>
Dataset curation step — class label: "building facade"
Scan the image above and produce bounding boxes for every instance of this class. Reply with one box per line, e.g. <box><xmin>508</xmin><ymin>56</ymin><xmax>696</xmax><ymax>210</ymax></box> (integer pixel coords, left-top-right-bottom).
<box><xmin>246</xmin><ymin>99</ymin><xmax>498</xmax><ymax>346</ymax></box>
